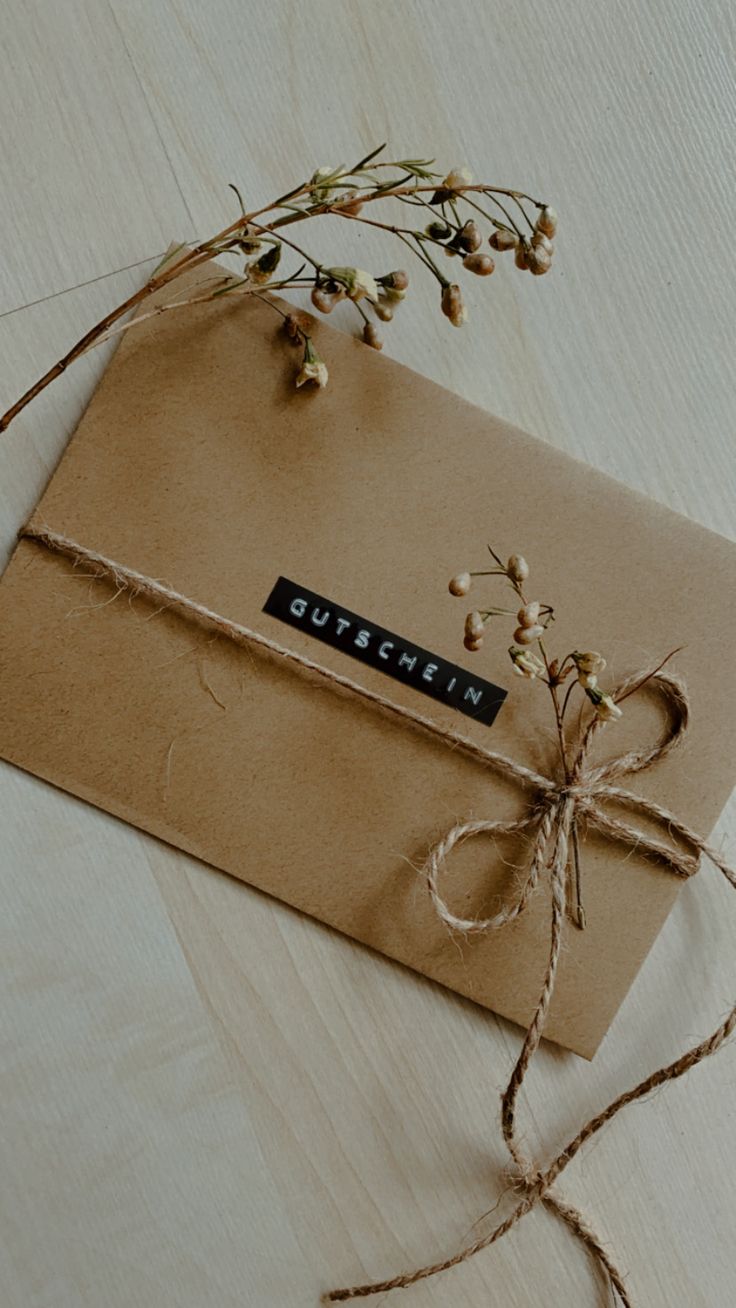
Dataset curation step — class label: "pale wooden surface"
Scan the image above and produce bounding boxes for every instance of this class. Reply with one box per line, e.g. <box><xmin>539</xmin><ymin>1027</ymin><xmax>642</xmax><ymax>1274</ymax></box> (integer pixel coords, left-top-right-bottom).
<box><xmin>1</xmin><ymin>3</ymin><xmax>734</xmax><ymax>1305</ymax></box>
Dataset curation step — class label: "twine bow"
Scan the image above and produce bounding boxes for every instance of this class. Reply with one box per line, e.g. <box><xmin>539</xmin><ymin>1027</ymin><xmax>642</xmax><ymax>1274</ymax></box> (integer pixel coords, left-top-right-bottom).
<box><xmin>17</xmin><ymin>524</ymin><xmax>736</xmax><ymax>1308</ymax></box>
<box><xmin>330</xmin><ymin>668</ymin><xmax>736</xmax><ymax>1306</ymax></box>
<box><xmin>423</xmin><ymin>665</ymin><xmax>706</xmax><ymax>940</ymax></box>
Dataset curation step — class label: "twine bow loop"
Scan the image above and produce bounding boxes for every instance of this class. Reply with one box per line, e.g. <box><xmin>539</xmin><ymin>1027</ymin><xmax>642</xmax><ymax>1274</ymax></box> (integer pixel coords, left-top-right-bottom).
<box><xmin>423</xmin><ymin>667</ymin><xmax>703</xmax><ymax>936</ymax></box>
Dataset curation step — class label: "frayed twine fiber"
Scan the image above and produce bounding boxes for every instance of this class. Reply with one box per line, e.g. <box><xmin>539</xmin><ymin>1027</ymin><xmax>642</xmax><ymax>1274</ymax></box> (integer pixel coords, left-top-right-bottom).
<box><xmin>22</xmin><ymin>523</ymin><xmax>736</xmax><ymax>1307</ymax></box>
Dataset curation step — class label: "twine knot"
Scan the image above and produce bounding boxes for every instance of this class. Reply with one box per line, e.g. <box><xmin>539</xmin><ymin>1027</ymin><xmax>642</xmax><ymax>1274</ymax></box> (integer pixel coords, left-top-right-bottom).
<box><xmin>422</xmin><ymin>665</ymin><xmax>711</xmax><ymax>937</ymax></box>
<box><xmin>552</xmin><ymin>780</ymin><xmax>588</xmax><ymax>801</ymax></box>
<box><xmin>503</xmin><ymin>1160</ymin><xmax>544</xmax><ymax>1194</ymax></box>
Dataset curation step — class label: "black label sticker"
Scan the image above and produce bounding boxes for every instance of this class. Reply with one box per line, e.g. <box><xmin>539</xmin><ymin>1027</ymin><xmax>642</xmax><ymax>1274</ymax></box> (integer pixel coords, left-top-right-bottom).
<box><xmin>263</xmin><ymin>577</ymin><xmax>506</xmax><ymax>728</ymax></box>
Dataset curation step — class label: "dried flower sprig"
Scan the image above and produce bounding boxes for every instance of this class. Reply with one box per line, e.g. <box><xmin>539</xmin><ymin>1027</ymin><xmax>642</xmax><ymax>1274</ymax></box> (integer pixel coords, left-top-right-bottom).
<box><xmin>448</xmin><ymin>546</ymin><xmax>626</xmax><ymax>928</ymax></box>
<box><xmin>0</xmin><ymin>145</ymin><xmax>555</xmax><ymax>433</ymax></box>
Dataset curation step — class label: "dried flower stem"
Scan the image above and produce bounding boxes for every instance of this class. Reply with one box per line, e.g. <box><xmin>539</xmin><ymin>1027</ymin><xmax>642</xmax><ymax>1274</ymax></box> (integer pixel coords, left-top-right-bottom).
<box><xmin>77</xmin><ymin>279</ymin><xmax>312</xmax><ymax>355</ymax></box>
<box><xmin>0</xmin><ymin>148</ymin><xmax>554</xmax><ymax>428</ymax></box>
<box><xmin>450</xmin><ymin>546</ymin><xmax>633</xmax><ymax>930</ymax></box>
<box><xmin>487</xmin><ymin>545</ymin><xmax>584</xmax><ymax>921</ymax></box>
<box><xmin>538</xmin><ymin>641</ymin><xmax>586</xmax><ymax>927</ymax></box>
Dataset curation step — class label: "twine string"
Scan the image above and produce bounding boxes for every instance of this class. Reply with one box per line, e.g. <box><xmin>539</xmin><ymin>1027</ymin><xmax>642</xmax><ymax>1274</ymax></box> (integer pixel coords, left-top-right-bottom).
<box><xmin>19</xmin><ymin>522</ymin><xmax>736</xmax><ymax>1307</ymax></box>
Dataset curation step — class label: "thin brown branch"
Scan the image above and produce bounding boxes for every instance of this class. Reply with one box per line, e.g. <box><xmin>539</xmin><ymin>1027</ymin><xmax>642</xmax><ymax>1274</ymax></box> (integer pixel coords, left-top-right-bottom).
<box><xmin>0</xmin><ymin>186</ymin><xmax>310</xmax><ymax>433</ymax></box>
<box><xmin>0</xmin><ymin>168</ymin><xmax>547</xmax><ymax>434</ymax></box>
<box><xmin>77</xmin><ymin>281</ymin><xmax>311</xmax><ymax>353</ymax></box>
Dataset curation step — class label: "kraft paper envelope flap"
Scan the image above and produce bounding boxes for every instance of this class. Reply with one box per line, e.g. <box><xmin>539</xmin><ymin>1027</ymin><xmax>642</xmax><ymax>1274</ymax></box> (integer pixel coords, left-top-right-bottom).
<box><xmin>1</xmin><ymin>262</ymin><xmax>736</xmax><ymax>1058</ymax></box>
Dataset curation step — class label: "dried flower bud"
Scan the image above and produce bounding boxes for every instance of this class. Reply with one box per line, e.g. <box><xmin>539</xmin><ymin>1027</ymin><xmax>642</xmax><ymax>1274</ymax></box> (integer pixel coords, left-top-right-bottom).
<box><xmin>578</xmin><ymin>672</ymin><xmax>598</xmax><ymax>690</ymax></box>
<box><xmin>431</xmin><ymin>166</ymin><xmax>473</xmax><ymax>204</ymax></box>
<box><xmin>238</xmin><ymin>224</ymin><xmax>263</xmax><ymax>256</ymax></box>
<box><xmin>465</xmin><ymin>611</ymin><xmax>485</xmax><ymax>640</ymax></box>
<box><xmin>490</xmin><ymin>228</ymin><xmax>518</xmax><ymax>252</ymax></box>
<box><xmin>572</xmin><ymin>651</ymin><xmax>607</xmax><ymax>675</ymax></box>
<box><xmin>247</xmin><ymin>242</ymin><xmax>282</xmax><ymax>284</ymax></box>
<box><xmin>509</xmin><ymin>647</ymin><xmax>546</xmax><ymax>679</ymax></box>
<box><xmin>246</xmin><ymin>264</ymin><xmax>271</xmax><ymax>286</ymax></box>
<box><xmin>464</xmin><ymin>633</ymin><xmax>484</xmax><ymax>652</ymax></box>
<box><xmin>261</xmin><ymin>243</ymin><xmax>282</xmax><ymax>272</ymax></box>
<box><xmin>362</xmin><ymin>322</ymin><xmax>383</xmax><ymax>350</ymax></box>
<box><xmin>458</xmin><ymin>220</ymin><xmax>482</xmax><ymax>253</ymax></box>
<box><xmin>426</xmin><ymin>220</ymin><xmax>452</xmax><ymax>240</ymax></box>
<box><xmin>517</xmin><ymin>601</ymin><xmax>541</xmax><ymax>628</ymax></box>
<box><xmin>380</xmin><ymin>285</ymin><xmax>406</xmax><ymax>304</ymax></box>
<box><xmin>444</xmin><ymin>166</ymin><xmax>473</xmax><ymax>190</ymax></box>
<box><xmin>441</xmin><ymin>283</ymin><xmax>468</xmax><ymax>327</ymax></box>
<box><xmin>382</xmin><ymin>269</ymin><xmax>409</xmax><ymax>291</ymax></box>
<box><xmin>311</xmin><ymin>286</ymin><xmax>339</xmax><ymax>314</ymax></box>
<box><xmin>295</xmin><ymin>338</ymin><xmax>328</xmax><ymax>390</ymax></box>
<box><xmin>531</xmin><ymin>231</ymin><xmax>554</xmax><ymax>254</ymax></box>
<box><xmin>309</xmin><ymin>164</ymin><xmax>344</xmax><ymax>204</ymax></box>
<box><xmin>528</xmin><ymin>245</ymin><xmax>552</xmax><ymax>276</ymax></box>
<box><xmin>325</xmin><ymin>267</ymin><xmax>379</xmax><ymax>303</ymax></box>
<box><xmin>283</xmin><ymin>312</ymin><xmax>309</xmax><ymax>343</ymax></box>
<box><xmin>514</xmin><ymin>242</ymin><xmax>530</xmax><ymax>271</ymax></box>
<box><xmin>507</xmin><ymin>554</ymin><xmax>529</xmax><ymax>583</ymax></box>
<box><xmin>334</xmin><ymin>190</ymin><xmax>364</xmax><ymax>216</ymax></box>
<box><xmin>462</xmin><ymin>253</ymin><xmax>495</xmax><ymax>276</ymax></box>
<box><xmin>586</xmin><ymin>686</ymin><xmax>622</xmax><ymax>721</ymax></box>
<box><xmin>513</xmin><ymin>624</ymin><xmax>544</xmax><ymax>645</ymax></box>
<box><xmin>449</xmin><ymin>572</ymin><xmax>471</xmax><ymax>597</ymax></box>
<box><xmin>536</xmin><ymin>205</ymin><xmax>558</xmax><ymax>238</ymax></box>
<box><xmin>373</xmin><ymin>297</ymin><xmax>395</xmax><ymax>322</ymax></box>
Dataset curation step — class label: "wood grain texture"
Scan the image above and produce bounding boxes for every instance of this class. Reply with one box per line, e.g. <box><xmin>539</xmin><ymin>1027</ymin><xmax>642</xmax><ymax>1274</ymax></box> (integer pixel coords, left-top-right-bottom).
<box><xmin>0</xmin><ymin>2</ymin><xmax>193</xmax><ymax>314</ymax></box>
<box><xmin>0</xmin><ymin>261</ymin><xmax>160</xmax><ymax>566</ymax></box>
<box><xmin>1</xmin><ymin>2</ymin><xmax>734</xmax><ymax>1305</ymax></box>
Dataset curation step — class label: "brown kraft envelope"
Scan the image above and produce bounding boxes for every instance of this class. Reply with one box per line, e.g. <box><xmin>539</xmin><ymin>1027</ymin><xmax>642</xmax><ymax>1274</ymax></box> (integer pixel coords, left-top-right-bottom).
<box><xmin>1</xmin><ymin>261</ymin><xmax>735</xmax><ymax>1058</ymax></box>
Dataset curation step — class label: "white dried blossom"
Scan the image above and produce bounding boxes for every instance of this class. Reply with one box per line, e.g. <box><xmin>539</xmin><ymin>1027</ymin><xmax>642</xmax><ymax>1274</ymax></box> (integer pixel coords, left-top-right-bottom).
<box><xmin>296</xmin><ymin>340</ymin><xmax>328</xmax><ymax>389</ymax></box>
<box><xmin>572</xmin><ymin>651</ymin><xmax>607</xmax><ymax>675</ymax></box>
<box><xmin>586</xmin><ymin>685</ymin><xmax>623</xmax><ymax>721</ymax></box>
<box><xmin>509</xmin><ymin>647</ymin><xmax>546</xmax><ymax>680</ymax></box>
<box><xmin>442</xmin><ymin>166</ymin><xmax>473</xmax><ymax>191</ymax></box>
<box><xmin>296</xmin><ymin>359</ymin><xmax>328</xmax><ymax>388</ymax></box>
<box><xmin>326</xmin><ymin>267</ymin><xmax>379</xmax><ymax>303</ymax></box>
